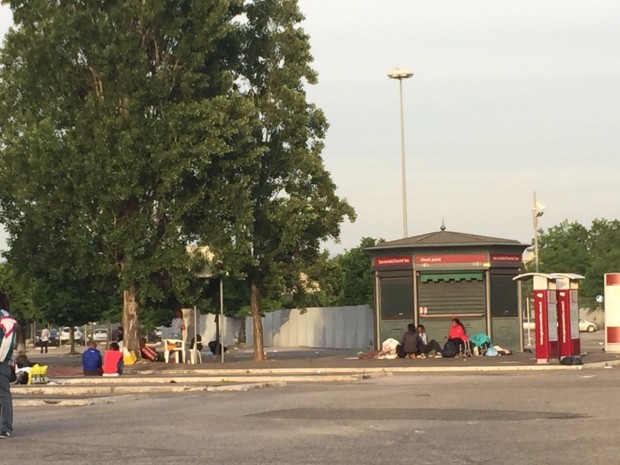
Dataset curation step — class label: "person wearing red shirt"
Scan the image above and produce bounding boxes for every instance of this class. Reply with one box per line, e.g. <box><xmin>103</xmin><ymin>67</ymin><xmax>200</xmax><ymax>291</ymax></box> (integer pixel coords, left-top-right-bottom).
<box><xmin>447</xmin><ymin>318</ymin><xmax>469</xmax><ymax>343</ymax></box>
<box><xmin>102</xmin><ymin>342</ymin><xmax>124</xmax><ymax>376</ymax></box>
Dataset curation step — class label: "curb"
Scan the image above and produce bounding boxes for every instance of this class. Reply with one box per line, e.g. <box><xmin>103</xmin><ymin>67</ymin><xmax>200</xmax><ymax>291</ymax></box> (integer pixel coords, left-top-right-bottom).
<box><xmin>50</xmin><ymin>374</ymin><xmax>373</xmax><ymax>386</ymax></box>
<box><xmin>13</xmin><ymin>381</ymin><xmax>292</xmax><ymax>396</ymax></box>
<box><xmin>14</xmin><ymin>382</ymin><xmax>288</xmax><ymax>407</ymax></box>
<box><xmin>133</xmin><ymin>363</ymin><xmax>594</xmax><ymax>376</ymax></box>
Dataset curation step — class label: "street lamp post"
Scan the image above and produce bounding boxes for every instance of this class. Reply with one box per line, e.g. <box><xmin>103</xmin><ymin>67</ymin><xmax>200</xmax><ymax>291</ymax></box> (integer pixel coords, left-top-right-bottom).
<box><xmin>532</xmin><ymin>191</ymin><xmax>545</xmax><ymax>272</ymax></box>
<box><xmin>387</xmin><ymin>68</ymin><xmax>414</xmax><ymax>238</ymax></box>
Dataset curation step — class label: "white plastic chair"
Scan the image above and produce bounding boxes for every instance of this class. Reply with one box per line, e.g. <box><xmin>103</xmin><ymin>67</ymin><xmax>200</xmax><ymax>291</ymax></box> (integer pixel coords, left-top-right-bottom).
<box><xmin>164</xmin><ymin>339</ymin><xmax>184</xmax><ymax>363</ymax></box>
<box><xmin>185</xmin><ymin>340</ymin><xmax>203</xmax><ymax>364</ymax></box>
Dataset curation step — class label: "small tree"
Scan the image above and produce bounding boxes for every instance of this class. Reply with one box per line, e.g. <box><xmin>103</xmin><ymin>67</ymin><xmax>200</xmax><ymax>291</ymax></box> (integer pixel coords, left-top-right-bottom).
<box><xmin>234</xmin><ymin>0</ymin><xmax>355</xmax><ymax>360</ymax></box>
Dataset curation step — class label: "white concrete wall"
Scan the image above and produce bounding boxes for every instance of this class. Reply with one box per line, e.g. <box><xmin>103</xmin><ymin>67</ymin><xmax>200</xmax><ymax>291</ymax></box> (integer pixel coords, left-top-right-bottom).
<box><xmin>244</xmin><ymin>305</ymin><xmax>374</xmax><ymax>349</ymax></box>
<box><xmin>164</xmin><ymin>305</ymin><xmax>374</xmax><ymax>349</ymax></box>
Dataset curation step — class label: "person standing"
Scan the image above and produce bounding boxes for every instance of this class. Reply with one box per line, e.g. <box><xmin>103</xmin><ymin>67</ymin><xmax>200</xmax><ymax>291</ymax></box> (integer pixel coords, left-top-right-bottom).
<box><xmin>40</xmin><ymin>325</ymin><xmax>50</xmax><ymax>354</ymax></box>
<box><xmin>0</xmin><ymin>292</ymin><xmax>17</xmax><ymax>438</ymax></box>
<box><xmin>170</xmin><ymin>310</ymin><xmax>185</xmax><ymax>340</ymax></box>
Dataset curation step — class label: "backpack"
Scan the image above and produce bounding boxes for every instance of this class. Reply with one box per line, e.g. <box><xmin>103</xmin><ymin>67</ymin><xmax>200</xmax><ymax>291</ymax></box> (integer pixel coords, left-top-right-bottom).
<box><xmin>442</xmin><ymin>340</ymin><xmax>458</xmax><ymax>358</ymax></box>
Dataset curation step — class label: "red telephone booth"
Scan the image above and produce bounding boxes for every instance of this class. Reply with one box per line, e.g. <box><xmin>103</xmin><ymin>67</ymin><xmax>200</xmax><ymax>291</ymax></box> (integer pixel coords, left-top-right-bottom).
<box><xmin>553</xmin><ymin>273</ymin><xmax>584</xmax><ymax>358</ymax></box>
<box><xmin>514</xmin><ymin>273</ymin><xmax>559</xmax><ymax>364</ymax></box>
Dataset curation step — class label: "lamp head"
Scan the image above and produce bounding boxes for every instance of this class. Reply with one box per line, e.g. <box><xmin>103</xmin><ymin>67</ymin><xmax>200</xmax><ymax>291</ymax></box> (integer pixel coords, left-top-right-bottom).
<box><xmin>387</xmin><ymin>68</ymin><xmax>414</xmax><ymax>80</ymax></box>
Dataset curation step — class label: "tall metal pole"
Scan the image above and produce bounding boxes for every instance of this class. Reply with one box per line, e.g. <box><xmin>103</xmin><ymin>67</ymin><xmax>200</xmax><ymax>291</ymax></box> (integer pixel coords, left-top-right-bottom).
<box><xmin>388</xmin><ymin>68</ymin><xmax>413</xmax><ymax>238</ymax></box>
<box><xmin>532</xmin><ymin>191</ymin><xmax>540</xmax><ymax>272</ymax></box>
<box><xmin>531</xmin><ymin>192</ymin><xmax>546</xmax><ymax>273</ymax></box>
<box><xmin>219</xmin><ymin>277</ymin><xmax>224</xmax><ymax>364</ymax></box>
<box><xmin>398</xmin><ymin>78</ymin><xmax>408</xmax><ymax>238</ymax></box>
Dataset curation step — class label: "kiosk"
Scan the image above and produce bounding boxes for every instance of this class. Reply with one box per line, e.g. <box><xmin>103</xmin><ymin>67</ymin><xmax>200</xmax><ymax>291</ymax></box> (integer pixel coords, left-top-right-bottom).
<box><xmin>367</xmin><ymin>229</ymin><xmax>528</xmax><ymax>353</ymax></box>
<box><xmin>513</xmin><ymin>273</ymin><xmax>558</xmax><ymax>363</ymax></box>
<box><xmin>554</xmin><ymin>273</ymin><xmax>584</xmax><ymax>358</ymax></box>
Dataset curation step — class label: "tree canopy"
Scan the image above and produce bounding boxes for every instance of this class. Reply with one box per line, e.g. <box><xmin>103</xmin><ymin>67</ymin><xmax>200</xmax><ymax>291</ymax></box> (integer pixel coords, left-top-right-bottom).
<box><xmin>537</xmin><ymin>219</ymin><xmax>620</xmax><ymax>306</ymax></box>
<box><xmin>227</xmin><ymin>0</ymin><xmax>355</xmax><ymax>360</ymax></box>
<box><xmin>0</xmin><ymin>0</ymin><xmax>257</xmax><ymax>352</ymax></box>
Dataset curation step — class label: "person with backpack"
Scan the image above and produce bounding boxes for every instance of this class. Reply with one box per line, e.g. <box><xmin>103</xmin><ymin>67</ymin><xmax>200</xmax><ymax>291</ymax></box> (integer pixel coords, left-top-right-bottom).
<box><xmin>0</xmin><ymin>292</ymin><xmax>17</xmax><ymax>438</ymax></box>
<box><xmin>440</xmin><ymin>318</ymin><xmax>470</xmax><ymax>358</ymax></box>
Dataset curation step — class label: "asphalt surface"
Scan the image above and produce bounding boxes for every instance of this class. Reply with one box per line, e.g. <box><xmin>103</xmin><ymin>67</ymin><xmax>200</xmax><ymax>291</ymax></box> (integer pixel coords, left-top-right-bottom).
<box><xmin>6</xmin><ymin>367</ymin><xmax>620</xmax><ymax>464</ymax></box>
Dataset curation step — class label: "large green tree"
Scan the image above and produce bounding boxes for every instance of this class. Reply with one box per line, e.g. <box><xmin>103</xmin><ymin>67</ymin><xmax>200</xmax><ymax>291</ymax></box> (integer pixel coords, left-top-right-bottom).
<box><xmin>233</xmin><ymin>0</ymin><xmax>355</xmax><ymax>360</ymax></box>
<box><xmin>0</xmin><ymin>1</ymin><xmax>256</xmax><ymax>353</ymax></box>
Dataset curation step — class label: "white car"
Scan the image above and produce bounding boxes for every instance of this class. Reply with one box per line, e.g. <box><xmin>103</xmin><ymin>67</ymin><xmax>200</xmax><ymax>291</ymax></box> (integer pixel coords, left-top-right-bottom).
<box><xmin>59</xmin><ymin>326</ymin><xmax>84</xmax><ymax>344</ymax></box>
<box><xmin>579</xmin><ymin>319</ymin><xmax>598</xmax><ymax>333</ymax></box>
<box><xmin>89</xmin><ymin>329</ymin><xmax>108</xmax><ymax>342</ymax></box>
<box><xmin>523</xmin><ymin>317</ymin><xmax>598</xmax><ymax>333</ymax></box>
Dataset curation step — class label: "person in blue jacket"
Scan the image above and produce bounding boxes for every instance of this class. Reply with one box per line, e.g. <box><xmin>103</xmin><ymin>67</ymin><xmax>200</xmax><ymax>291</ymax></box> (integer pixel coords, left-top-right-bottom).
<box><xmin>82</xmin><ymin>341</ymin><xmax>103</xmax><ymax>376</ymax></box>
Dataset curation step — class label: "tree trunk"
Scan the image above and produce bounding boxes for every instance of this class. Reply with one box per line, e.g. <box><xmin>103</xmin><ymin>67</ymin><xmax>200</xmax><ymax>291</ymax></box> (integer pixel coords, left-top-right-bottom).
<box><xmin>237</xmin><ymin>317</ymin><xmax>246</xmax><ymax>344</ymax></box>
<box><xmin>122</xmin><ymin>285</ymin><xmax>140</xmax><ymax>354</ymax></box>
<box><xmin>16</xmin><ymin>323</ymin><xmax>27</xmax><ymax>356</ymax></box>
<box><xmin>250</xmin><ymin>281</ymin><xmax>265</xmax><ymax>361</ymax></box>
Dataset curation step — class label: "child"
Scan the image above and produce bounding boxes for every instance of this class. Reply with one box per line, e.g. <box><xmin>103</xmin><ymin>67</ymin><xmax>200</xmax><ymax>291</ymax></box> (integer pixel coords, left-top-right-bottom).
<box><xmin>102</xmin><ymin>342</ymin><xmax>124</xmax><ymax>376</ymax></box>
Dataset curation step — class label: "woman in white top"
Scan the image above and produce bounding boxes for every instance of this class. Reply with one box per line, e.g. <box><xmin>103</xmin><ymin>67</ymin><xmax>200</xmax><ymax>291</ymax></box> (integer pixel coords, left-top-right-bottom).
<box><xmin>40</xmin><ymin>325</ymin><xmax>51</xmax><ymax>354</ymax></box>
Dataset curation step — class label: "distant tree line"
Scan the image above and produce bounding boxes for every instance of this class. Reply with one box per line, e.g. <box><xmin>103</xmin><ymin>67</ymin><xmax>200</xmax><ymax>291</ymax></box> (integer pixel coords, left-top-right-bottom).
<box><xmin>534</xmin><ymin>219</ymin><xmax>620</xmax><ymax>307</ymax></box>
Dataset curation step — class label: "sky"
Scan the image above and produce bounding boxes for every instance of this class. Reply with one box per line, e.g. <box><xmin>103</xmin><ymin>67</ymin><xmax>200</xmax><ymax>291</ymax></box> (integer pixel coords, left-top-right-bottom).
<box><xmin>1</xmin><ymin>1</ymin><xmax>619</xmax><ymax>255</ymax></box>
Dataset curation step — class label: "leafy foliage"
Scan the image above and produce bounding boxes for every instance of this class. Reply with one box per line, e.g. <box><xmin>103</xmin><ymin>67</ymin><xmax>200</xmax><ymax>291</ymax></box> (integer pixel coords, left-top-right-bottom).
<box><xmin>228</xmin><ymin>0</ymin><xmax>355</xmax><ymax>359</ymax></box>
<box><xmin>537</xmin><ymin>219</ymin><xmax>620</xmax><ymax>306</ymax></box>
<box><xmin>0</xmin><ymin>1</ymin><xmax>257</xmax><ymax>352</ymax></box>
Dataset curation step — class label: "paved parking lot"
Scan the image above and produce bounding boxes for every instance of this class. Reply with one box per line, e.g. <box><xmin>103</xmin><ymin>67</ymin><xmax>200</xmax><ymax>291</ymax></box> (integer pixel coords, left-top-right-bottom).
<box><xmin>7</xmin><ymin>364</ymin><xmax>620</xmax><ymax>465</ymax></box>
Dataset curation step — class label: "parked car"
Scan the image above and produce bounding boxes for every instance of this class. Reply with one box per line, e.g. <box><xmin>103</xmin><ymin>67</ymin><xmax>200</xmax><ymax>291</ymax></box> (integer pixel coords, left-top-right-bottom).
<box><xmin>59</xmin><ymin>326</ymin><xmax>84</xmax><ymax>344</ymax></box>
<box><xmin>579</xmin><ymin>318</ymin><xmax>598</xmax><ymax>333</ymax></box>
<box><xmin>523</xmin><ymin>317</ymin><xmax>598</xmax><ymax>333</ymax></box>
<box><xmin>88</xmin><ymin>328</ymin><xmax>109</xmax><ymax>342</ymax></box>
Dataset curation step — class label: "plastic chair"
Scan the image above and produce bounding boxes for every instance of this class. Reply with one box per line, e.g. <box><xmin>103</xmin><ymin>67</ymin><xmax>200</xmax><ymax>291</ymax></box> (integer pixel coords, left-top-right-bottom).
<box><xmin>164</xmin><ymin>339</ymin><xmax>184</xmax><ymax>363</ymax></box>
<box><xmin>186</xmin><ymin>341</ymin><xmax>203</xmax><ymax>364</ymax></box>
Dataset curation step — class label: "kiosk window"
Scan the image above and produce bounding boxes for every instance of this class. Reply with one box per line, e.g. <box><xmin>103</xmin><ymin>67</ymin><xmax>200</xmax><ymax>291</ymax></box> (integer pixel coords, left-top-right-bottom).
<box><xmin>380</xmin><ymin>277</ymin><xmax>413</xmax><ymax>320</ymax></box>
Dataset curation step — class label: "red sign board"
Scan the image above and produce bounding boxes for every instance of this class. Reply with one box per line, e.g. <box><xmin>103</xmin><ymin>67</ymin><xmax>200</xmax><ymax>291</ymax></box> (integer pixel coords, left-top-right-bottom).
<box><xmin>375</xmin><ymin>256</ymin><xmax>412</xmax><ymax>266</ymax></box>
<box><xmin>415</xmin><ymin>254</ymin><xmax>487</xmax><ymax>265</ymax></box>
<box><xmin>606</xmin><ymin>273</ymin><xmax>620</xmax><ymax>286</ymax></box>
<box><xmin>490</xmin><ymin>254</ymin><xmax>522</xmax><ymax>263</ymax></box>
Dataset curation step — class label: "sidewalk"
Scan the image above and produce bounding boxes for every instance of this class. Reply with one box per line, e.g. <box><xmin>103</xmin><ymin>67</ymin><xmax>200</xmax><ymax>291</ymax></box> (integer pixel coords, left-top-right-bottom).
<box><xmin>21</xmin><ymin>342</ymin><xmax>620</xmax><ymax>377</ymax></box>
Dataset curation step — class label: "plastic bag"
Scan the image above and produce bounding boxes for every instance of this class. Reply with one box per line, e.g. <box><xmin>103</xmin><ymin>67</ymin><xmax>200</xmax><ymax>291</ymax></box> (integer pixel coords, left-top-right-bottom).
<box><xmin>28</xmin><ymin>364</ymin><xmax>49</xmax><ymax>385</ymax></box>
<box><xmin>123</xmin><ymin>349</ymin><xmax>137</xmax><ymax>365</ymax></box>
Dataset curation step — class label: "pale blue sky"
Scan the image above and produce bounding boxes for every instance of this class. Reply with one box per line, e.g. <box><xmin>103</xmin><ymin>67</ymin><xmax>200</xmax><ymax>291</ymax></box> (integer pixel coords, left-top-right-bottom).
<box><xmin>2</xmin><ymin>2</ymin><xmax>619</xmax><ymax>254</ymax></box>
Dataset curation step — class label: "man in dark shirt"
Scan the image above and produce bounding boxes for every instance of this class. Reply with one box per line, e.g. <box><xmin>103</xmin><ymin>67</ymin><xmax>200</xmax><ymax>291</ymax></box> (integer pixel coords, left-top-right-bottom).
<box><xmin>397</xmin><ymin>323</ymin><xmax>424</xmax><ymax>359</ymax></box>
<box><xmin>82</xmin><ymin>341</ymin><xmax>103</xmax><ymax>376</ymax></box>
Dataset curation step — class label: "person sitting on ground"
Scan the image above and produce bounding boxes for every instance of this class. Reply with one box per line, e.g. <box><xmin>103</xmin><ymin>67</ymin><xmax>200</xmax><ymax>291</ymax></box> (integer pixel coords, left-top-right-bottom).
<box><xmin>441</xmin><ymin>318</ymin><xmax>470</xmax><ymax>357</ymax></box>
<box><xmin>14</xmin><ymin>354</ymin><xmax>35</xmax><ymax>384</ymax></box>
<box><xmin>139</xmin><ymin>337</ymin><xmax>162</xmax><ymax>362</ymax></box>
<box><xmin>397</xmin><ymin>323</ymin><xmax>424</xmax><ymax>359</ymax></box>
<box><xmin>82</xmin><ymin>341</ymin><xmax>103</xmax><ymax>376</ymax></box>
<box><xmin>102</xmin><ymin>342</ymin><xmax>124</xmax><ymax>376</ymax></box>
<box><xmin>416</xmin><ymin>325</ymin><xmax>443</xmax><ymax>357</ymax></box>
